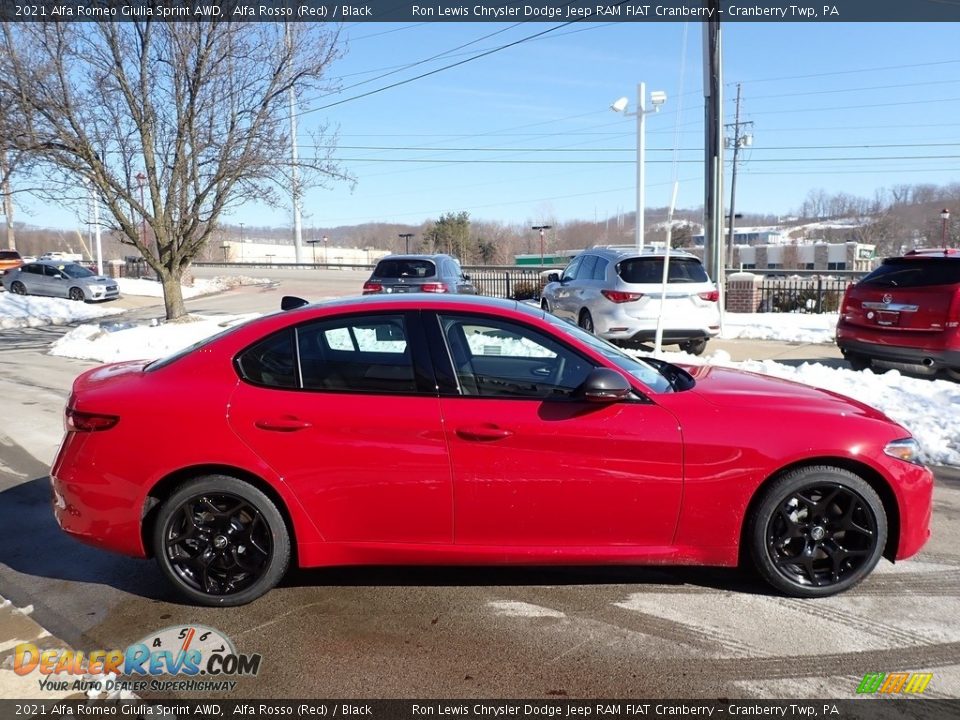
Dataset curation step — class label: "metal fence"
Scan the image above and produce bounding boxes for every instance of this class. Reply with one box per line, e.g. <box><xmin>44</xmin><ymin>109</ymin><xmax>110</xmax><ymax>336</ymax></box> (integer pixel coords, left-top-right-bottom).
<box><xmin>461</xmin><ymin>265</ymin><xmax>561</xmax><ymax>300</ymax></box>
<box><xmin>755</xmin><ymin>275</ymin><xmax>854</xmax><ymax>314</ymax></box>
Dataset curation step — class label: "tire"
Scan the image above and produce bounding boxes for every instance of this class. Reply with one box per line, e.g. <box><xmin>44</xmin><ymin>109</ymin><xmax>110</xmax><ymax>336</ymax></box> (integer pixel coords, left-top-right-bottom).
<box><xmin>152</xmin><ymin>475</ymin><xmax>291</xmax><ymax>606</ymax></box>
<box><xmin>540</xmin><ymin>298</ymin><xmax>550</xmax><ymax>313</ymax></box>
<box><xmin>68</xmin><ymin>287</ymin><xmax>85</xmax><ymax>302</ymax></box>
<box><xmin>748</xmin><ymin>466</ymin><xmax>886</xmax><ymax>598</ymax></box>
<box><xmin>578</xmin><ymin>309</ymin><xmax>594</xmax><ymax>334</ymax></box>
<box><xmin>11</xmin><ymin>281</ymin><xmax>26</xmax><ymax>295</ymax></box>
<box><xmin>944</xmin><ymin>367</ymin><xmax>960</xmax><ymax>383</ymax></box>
<box><xmin>844</xmin><ymin>352</ymin><xmax>871</xmax><ymax>372</ymax></box>
<box><xmin>679</xmin><ymin>338</ymin><xmax>708</xmax><ymax>356</ymax></box>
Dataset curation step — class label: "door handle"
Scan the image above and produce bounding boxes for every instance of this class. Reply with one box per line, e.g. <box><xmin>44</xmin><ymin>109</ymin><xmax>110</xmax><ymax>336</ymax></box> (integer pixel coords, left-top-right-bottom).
<box><xmin>255</xmin><ymin>417</ymin><xmax>313</xmax><ymax>432</ymax></box>
<box><xmin>456</xmin><ymin>424</ymin><xmax>514</xmax><ymax>441</ymax></box>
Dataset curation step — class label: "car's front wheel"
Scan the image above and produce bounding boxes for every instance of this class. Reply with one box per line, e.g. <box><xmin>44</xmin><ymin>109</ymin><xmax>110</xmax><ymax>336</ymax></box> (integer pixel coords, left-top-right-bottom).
<box><xmin>152</xmin><ymin>475</ymin><xmax>291</xmax><ymax>606</ymax></box>
<box><xmin>68</xmin><ymin>287</ymin><xmax>85</xmax><ymax>302</ymax></box>
<box><xmin>748</xmin><ymin>466</ymin><xmax>886</xmax><ymax>598</ymax></box>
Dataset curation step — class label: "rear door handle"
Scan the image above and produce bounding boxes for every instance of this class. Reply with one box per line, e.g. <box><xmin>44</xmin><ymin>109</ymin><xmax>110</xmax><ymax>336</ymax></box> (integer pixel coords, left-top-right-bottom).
<box><xmin>456</xmin><ymin>424</ymin><xmax>514</xmax><ymax>441</ymax></box>
<box><xmin>255</xmin><ymin>417</ymin><xmax>313</xmax><ymax>432</ymax></box>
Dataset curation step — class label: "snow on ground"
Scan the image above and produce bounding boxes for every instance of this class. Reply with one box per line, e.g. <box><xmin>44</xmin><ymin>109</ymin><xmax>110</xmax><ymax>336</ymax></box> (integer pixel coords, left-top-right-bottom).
<box><xmin>117</xmin><ymin>275</ymin><xmax>272</xmax><ymax>298</ymax></box>
<box><xmin>49</xmin><ymin>314</ymin><xmax>258</xmax><ymax>362</ymax></box>
<box><xmin>720</xmin><ymin>311</ymin><xmax>836</xmax><ymax>344</ymax></box>
<box><xmin>0</xmin><ymin>293</ymin><xmax>124</xmax><ymax>329</ymax></box>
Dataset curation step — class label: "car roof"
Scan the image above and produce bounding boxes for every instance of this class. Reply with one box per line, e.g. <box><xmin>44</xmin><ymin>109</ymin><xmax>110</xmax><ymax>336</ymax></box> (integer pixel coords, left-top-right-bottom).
<box><xmin>286</xmin><ymin>293</ymin><xmax>539</xmax><ymax>317</ymax></box>
<box><xmin>376</xmin><ymin>253</ymin><xmax>454</xmax><ymax>262</ymax></box>
<box><xmin>584</xmin><ymin>246</ymin><xmax>701</xmax><ymax>261</ymax></box>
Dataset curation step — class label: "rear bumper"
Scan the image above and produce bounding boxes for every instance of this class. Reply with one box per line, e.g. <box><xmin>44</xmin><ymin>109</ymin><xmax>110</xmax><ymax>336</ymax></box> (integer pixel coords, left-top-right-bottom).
<box><xmin>836</xmin><ymin>328</ymin><xmax>960</xmax><ymax>370</ymax></box>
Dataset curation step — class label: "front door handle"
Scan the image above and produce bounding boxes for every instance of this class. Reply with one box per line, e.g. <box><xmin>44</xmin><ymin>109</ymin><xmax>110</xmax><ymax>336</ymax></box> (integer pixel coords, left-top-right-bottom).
<box><xmin>456</xmin><ymin>424</ymin><xmax>514</xmax><ymax>441</ymax></box>
<box><xmin>255</xmin><ymin>417</ymin><xmax>313</xmax><ymax>432</ymax></box>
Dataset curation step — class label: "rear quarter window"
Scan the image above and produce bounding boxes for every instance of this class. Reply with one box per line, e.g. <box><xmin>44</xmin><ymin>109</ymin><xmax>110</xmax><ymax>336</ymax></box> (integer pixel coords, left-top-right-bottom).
<box><xmin>860</xmin><ymin>258</ymin><xmax>960</xmax><ymax>288</ymax></box>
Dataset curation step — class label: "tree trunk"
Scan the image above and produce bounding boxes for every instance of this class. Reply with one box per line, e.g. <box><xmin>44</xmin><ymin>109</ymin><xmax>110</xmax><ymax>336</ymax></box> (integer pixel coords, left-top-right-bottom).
<box><xmin>0</xmin><ymin>148</ymin><xmax>14</xmax><ymax>251</ymax></box>
<box><xmin>160</xmin><ymin>269</ymin><xmax>187</xmax><ymax>320</ymax></box>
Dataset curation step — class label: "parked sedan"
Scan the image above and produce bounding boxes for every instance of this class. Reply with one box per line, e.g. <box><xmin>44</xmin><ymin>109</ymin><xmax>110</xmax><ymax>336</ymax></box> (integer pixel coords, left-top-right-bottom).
<box><xmin>362</xmin><ymin>253</ymin><xmax>477</xmax><ymax>295</ymax></box>
<box><xmin>52</xmin><ymin>295</ymin><xmax>931</xmax><ymax>606</ymax></box>
<box><xmin>2</xmin><ymin>260</ymin><xmax>119</xmax><ymax>302</ymax></box>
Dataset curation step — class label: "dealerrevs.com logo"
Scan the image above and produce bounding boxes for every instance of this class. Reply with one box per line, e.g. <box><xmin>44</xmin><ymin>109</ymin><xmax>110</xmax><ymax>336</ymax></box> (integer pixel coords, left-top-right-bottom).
<box><xmin>856</xmin><ymin>672</ymin><xmax>933</xmax><ymax>694</ymax></box>
<box><xmin>14</xmin><ymin>625</ymin><xmax>261</xmax><ymax>694</ymax></box>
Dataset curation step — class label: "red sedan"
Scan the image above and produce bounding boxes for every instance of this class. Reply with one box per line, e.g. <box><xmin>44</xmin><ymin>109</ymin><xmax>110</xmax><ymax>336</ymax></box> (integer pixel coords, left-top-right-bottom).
<box><xmin>52</xmin><ymin>295</ymin><xmax>933</xmax><ymax>606</ymax></box>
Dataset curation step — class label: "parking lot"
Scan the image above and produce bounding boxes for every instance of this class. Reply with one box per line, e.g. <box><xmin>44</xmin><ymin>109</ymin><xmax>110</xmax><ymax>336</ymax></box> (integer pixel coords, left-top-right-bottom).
<box><xmin>1</xmin><ymin>268</ymin><xmax>959</xmax><ymax>700</ymax></box>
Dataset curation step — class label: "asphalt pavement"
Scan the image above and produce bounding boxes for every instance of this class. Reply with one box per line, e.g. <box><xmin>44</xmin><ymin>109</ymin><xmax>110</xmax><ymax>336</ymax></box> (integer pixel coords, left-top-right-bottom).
<box><xmin>1</xmin><ymin>268</ymin><xmax>958</xmax><ymax>700</ymax></box>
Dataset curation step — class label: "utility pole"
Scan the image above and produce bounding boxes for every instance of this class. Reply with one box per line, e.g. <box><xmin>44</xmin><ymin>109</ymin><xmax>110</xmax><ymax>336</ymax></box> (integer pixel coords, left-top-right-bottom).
<box><xmin>725</xmin><ymin>83</ymin><xmax>753</xmax><ymax>269</ymax></box>
<box><xmin>702</xmin><ymin>7</ymin><xmax>724</xmax><ymax>285</ymax></box>
<box><xmin>532</xmin><ymin>225</ymin><xmax>552</xmax><ymax>265</ymax></box>
<box><xmin>399</xmin><ymin>233</ymin><xmax>414</xmax><ymax>253</ymax></box>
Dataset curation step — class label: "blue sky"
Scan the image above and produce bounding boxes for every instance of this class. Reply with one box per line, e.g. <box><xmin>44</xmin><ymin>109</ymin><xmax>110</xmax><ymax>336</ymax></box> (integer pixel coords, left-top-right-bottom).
<box><xmin>20</xmin><ymin>21</ymin><xmax>960</xmax><ymax>231</ymax></box>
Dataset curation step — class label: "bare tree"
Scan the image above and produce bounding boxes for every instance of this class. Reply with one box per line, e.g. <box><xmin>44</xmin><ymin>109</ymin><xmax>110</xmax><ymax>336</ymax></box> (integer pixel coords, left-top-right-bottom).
<box><xmin>0</xmin><ymin>20</ymin><xmax>348</xmax><ymax>319</ymax></box>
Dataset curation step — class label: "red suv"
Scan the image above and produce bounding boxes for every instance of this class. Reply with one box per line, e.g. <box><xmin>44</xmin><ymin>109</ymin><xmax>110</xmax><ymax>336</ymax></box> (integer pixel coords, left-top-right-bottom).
<box><xmin>836</xmin><ymin>248</ymin><xmax>960</xmax><ymax>380</ymax></box>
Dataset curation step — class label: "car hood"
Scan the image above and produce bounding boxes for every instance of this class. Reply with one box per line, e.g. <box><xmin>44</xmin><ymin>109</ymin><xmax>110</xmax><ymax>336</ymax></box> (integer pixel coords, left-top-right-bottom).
<box><xmin>682</xmin><ymin>364</ymin><xmax>892</xmax><ymax>423</ymax></box>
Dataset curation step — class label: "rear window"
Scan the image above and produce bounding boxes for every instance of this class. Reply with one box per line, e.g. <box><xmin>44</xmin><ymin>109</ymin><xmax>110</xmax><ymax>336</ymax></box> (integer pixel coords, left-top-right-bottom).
<box><xmin>373</xmin><ymin>259</ymin><xmax>436</xmax><ymax>279</ymax></box>
<box><xmin>616</xmin><ymin>257</ymin><xmax>709</xmax><ymax>284</ymax></box>
<box><xmin>859</xmin><ymin>257</ymin><xmax>960</xmax><ymax>288</ymax></box>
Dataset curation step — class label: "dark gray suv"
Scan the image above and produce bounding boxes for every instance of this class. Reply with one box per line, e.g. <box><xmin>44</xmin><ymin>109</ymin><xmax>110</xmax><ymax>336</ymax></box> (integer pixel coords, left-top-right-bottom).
<box><xmin>362</xmin><ymin>254</ymin><xmax>477</xmax><ymax>295</ymax></box>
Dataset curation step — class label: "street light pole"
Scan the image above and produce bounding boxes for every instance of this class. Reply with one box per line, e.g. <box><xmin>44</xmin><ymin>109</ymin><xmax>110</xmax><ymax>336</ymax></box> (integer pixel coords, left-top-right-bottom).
<box><xmin>531</xmin><ymin>225</ymin><xmax>552</xmax><ymax>265</ymax></box>
<box><xmin>611</xmin><ymin>84</ymin><xmax>666</xmax><ymax>253</ymax></box>
<box><xmin>239</xmin><ymin>222</ymin><xmax>245</xmax><ymax>262</ymax></box>
<box><xmin>399</xmin><ymin>233</ymin><xmax>414</xmax><ymax>253</ymax></box>
<box><xmin>941</xmin><ymin>209</ymin><xmax>950</xmax><ymax>247</ymax></box>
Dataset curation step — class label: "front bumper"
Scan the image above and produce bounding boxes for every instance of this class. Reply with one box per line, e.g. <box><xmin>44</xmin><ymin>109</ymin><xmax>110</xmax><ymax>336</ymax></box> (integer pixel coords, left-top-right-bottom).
<box><xmin>891</xmin><ymin>460</ymin><xmax>934</xmax><ymax>561</ymax></box>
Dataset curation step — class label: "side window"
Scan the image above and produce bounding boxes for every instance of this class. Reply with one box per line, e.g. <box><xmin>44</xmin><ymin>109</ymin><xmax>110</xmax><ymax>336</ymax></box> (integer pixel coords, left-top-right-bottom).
<box><xmin>298</xmin><ymin>314</ymin><xmax>415</xmax><ymax>394</ymax></box>
<box><xmin>592</xmin><ymin>257</ymin><xmax>609</xmax><ymax>281</ymax></box>
<box><xmin>236</xmin><ymin>329</ymin><xmax>297</xmax><ymax>388</ymax></box>
<box><xmin>438</xmin><ymin>314</ymin><xmax>593</xmax><ymax>399</ymax></box>
<box><xmin>43</xmin><ymin>265</ymin><xmax>63</xmax><ymax>278</ymax></box>
<box><xmin>578</xmin><ymin>255</ymin><xmax>598</xmax><ymax>281</ymax></box>
<box><xmin>22</xmin><ymin>265</ymin><xmax>42</xmax><ymax>275</ymax></box>
<box><xmin>560</xmin><ymin>256</ymin><xmax>583</xmax><ymax>282</ymax></box>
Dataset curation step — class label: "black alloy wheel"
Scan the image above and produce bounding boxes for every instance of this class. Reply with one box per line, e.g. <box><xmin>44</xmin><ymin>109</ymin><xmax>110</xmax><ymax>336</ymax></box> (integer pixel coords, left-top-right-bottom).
<box><xmin>11</xmin><ymin>281</ymin><xmax>26</xmax><ymax>295</ymax></box>
<box><xmin>679</xmin><ymin>338</ymin><xmax>708</xmax><ymax>356</ymax></box>
<box><xmin>68</xmin><ymin>287</ymin><xmax>85</xmax><ymax>302</ymax></box>
<box><xmin>578</xmin><ymin>309</ymin><xmax>594</xmax><ymax>334</ymax></box>
<box><xmin>749</xmin><ymin>466</ymin><xmax>886</xmax><ymax>598</ymax></box>
<box><xmin>153</xmin><ymin>476</ymin><xmax>290</xmax><ymax>606</ymax></box>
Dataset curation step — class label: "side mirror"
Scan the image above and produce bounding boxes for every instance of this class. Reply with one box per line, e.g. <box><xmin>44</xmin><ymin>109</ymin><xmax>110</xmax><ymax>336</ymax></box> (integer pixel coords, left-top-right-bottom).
<box><xmin>547</xmin><ymin>272</ymin><xmax>560</xmax><ymax>283</ymax></box>
<box><xmin>580</xmin><ymin>367</ymin><xmax>631</xmax><ymax>403</ymax></box>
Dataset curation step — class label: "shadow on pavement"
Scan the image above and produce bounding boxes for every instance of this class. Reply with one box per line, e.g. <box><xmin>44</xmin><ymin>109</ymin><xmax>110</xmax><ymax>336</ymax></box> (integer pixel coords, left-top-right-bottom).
<box><xmin>0</xmin><ymin>476</ymin><xmax>172</xmax><ymax>601</ymax></box>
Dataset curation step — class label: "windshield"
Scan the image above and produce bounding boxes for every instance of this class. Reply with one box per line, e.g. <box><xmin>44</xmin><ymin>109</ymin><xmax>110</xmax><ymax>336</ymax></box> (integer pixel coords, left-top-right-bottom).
<box><xmin>617</xmin><ymin>257</ymin><xmax>709</xmax><ymax>284</ymax></box>
<box><xmin>60</xmin><ymin>263</ymin><xmax>95</xmax><ymax>279</ymax></box>
<box><xmin>543</xmin><ymin>313</ymin><xmax>676</xmax><ymax>394</ymax></box>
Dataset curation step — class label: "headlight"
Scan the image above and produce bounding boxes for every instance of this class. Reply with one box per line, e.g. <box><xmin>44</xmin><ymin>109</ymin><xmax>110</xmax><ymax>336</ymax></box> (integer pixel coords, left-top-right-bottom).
<box><xmin>884</xmin><ymin>438</ymin><xmax>924</xmax><ymax>465</ymax></box>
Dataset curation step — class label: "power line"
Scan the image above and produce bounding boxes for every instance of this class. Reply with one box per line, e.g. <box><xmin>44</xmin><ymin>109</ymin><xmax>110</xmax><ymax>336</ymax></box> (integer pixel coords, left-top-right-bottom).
<box><xmin>729</xmin><ymin>58</ymin><xmax>960</xmax><ymax>86</ymax></box>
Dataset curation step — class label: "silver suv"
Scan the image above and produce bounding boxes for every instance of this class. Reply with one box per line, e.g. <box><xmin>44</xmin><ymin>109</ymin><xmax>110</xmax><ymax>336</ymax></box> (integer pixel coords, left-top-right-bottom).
<box><xmin>540</xmin><ymin>247</ymin><xmax>720</xmax><ymax>354</ymax></box>
<box><xmin>362</xmin><ymin>254</ymin><xmax>477</xmax><ymax>295</ymax></box>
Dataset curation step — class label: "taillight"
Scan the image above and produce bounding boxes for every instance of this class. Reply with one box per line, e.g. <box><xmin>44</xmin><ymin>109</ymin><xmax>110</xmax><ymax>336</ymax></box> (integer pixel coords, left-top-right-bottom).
<box><xmin>420</xmin><ymin>283</ymin><xmax>449</xmax><ymax>293</ymax></box>
<box><xmin>840</xmin><ymin>284</ymin><xmax>854</xmax><ymax>313</ymax></box>
<box><xmin>66</xmin><ymin>408</ymin><xmax>119</xmax><ymax>432</ymax></box>
<box><xmin>698</xmin><ymin>290</ymin><xmax>720</xmax><ymax>302</ymax></box>
<box><xmin>362</xmin><ymin>281</ymin><xmax>383</xmax><ymax>294</ymax></box>
<box><xmin>601</xmin><ymin>290</ymin><xmax>644</xmax><ymax>303</ymax></box>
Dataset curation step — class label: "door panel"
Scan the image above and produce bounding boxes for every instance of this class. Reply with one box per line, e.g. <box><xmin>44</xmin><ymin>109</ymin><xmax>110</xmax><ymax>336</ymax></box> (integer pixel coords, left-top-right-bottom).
<box><xmin>441</xmin><ymin>397</ymin><xmax>684</xmax><ymax>546</ymax></box>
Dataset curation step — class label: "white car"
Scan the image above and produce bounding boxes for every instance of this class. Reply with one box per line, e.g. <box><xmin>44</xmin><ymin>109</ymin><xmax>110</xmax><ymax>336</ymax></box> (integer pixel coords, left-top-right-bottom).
<box><xmin>540</xmin><ymin>247</ymin><xmax>721</xmax><ymax>354</ymax></box>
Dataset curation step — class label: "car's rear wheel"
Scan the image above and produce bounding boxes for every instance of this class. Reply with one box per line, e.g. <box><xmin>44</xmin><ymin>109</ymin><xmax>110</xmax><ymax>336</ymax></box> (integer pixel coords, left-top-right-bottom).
<box><xmin>68</xmin><ymin>287</ymin><xmax>85</xmax><ymax>302</ymax></box>
<box><xmin>11</xmin><ymin>281</ymin><xmax>26</xmax><ymax>295</ymax></box>
<box><xmin>578</xmin><ymin>309</ymin><xmax>594</xmax><ymax>334</ymax></box>
<box><xmin>844</xmin><ymin>352</ymin><xmax>872</xmax><ymax>372</ymax></box>
<box><xmin>748</xmin><ymin>466</ymin><xmax>886</xmax><ymax>598</ymax></box>
<box><xmin>944</xmin><ymin>367</ymin><xmax>960</xmax><ymax>383</ymax></box>
<box><xmin>152</xmin><ymin>475</ymin><xmax>291</xmax><ymax>606</ymax></box>
<box><xmin>679</xmin><ymin>338</ymin><xmax>707</xmax><ymax>355</ymax></box>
